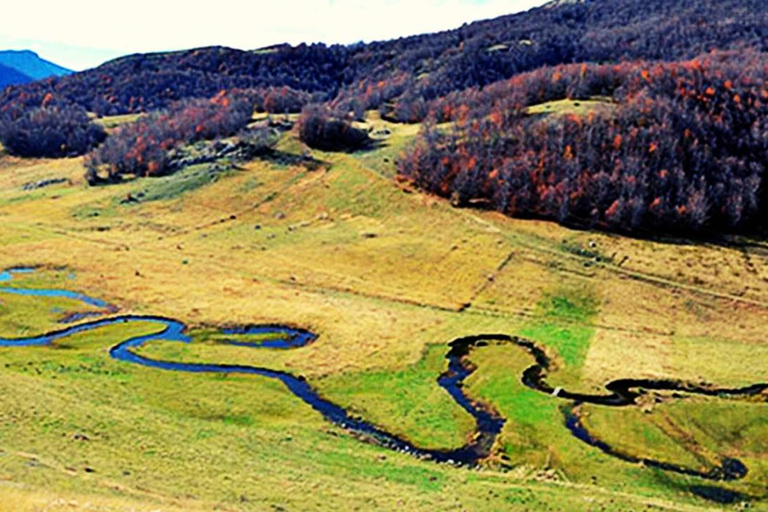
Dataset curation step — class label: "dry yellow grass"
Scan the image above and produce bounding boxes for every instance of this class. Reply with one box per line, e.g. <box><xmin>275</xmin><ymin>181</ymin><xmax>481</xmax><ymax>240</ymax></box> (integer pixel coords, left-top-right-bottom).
<box><xmin>0</xmin><ymin>118</ymin><xmax>766</xmax><ymax>510</ymax></box>
<box><xmin>0</xmin><ymin>485</ymin><xmax>208</xmax><ymax>512</ymax></box>
<box><xmin>1</xmin><ymin>126</ymin><xmax>765</xmax><ymax>382</ymax></box>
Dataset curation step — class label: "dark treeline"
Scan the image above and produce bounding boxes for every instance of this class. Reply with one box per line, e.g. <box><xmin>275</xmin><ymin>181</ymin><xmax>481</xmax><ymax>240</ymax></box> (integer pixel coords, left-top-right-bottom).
<box><xmin>0</xmin><ymin>93</ymin><xmax>105</xmax><ymax>158</ymax></box>
<box><xmin>0</xmin><ymin>45</ymin><xmax>349</xmax><ymax>117</ymax></box>
<box><xmin>85</xmin><ymin>90</ymin><xmax>256</xmax><ymax>183</ymax></box>
<box><xmin>398</xmin><ymin>53</ymin><xmax>768</xmax><ymax>235</ymax></box>
<box><xmin>336</xmin><ymin>0</ymin><xmax>768</xmax><ymax>120</ymax></box>
<box><xmin>3</xmin><ymin>0</ymin><xmax>767</xmax><ymax>116</ymax></box>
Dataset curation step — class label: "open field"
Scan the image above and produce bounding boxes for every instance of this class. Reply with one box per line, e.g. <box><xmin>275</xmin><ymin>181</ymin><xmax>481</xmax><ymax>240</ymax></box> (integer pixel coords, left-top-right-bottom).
<box><xmin>0</xmin><ymin>116</ymin><xmax>766</xmax><ymax>511</ymax></box>
<box><xmin>526</xmin><ymin>98</ymin><xmax>617</xmax><ymax>117</ymax></box>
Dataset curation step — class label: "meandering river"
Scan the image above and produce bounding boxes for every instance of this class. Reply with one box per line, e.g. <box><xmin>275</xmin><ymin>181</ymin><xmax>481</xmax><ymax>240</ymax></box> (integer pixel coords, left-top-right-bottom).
<box><xmin>0</xmin><ymin>267</ymin><xmax>760</xmax><ymax>500</ymax></box>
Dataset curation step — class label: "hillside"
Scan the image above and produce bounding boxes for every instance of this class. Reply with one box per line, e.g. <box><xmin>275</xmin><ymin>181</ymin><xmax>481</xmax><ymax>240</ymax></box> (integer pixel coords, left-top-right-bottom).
<box><xmin>1</xmin><ymin>0</ymin><xmax>766</xmax><ymax>115</ymax></box>
<box><xmin>399</xmin><ymin>53</ymin><xmax>768</xmax><ymax>235</ymax></box>
<box><xmin>0</xmin><ymin>115</ymin><xmax>766</xmax><ymax>511</ymax></box>
<box><xmin>1</xmin><ymin>1</ymin><xmax>766</xmax><ymax>239</ymax></box>
<box><xmin>0</xmin><ymin>0</ymin><xmax>767</xmax><ymax>508</ymax></box>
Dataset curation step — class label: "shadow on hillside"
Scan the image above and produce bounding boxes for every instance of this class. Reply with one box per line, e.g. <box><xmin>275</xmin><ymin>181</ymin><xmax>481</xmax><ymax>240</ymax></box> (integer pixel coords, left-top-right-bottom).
<box><xmin>261</xmin><ymin>149</ymin><xmax>326</xmax><ymax>170</ymax></box>
<box><xmin>355</xmin><ymin>139</ymin><xmax>387</xmax><ymax>154</ymax></box>
<box><xmin>452</xmin><ymin>202</ymin><xmax>768</xmax><ymax>251</ymax></box>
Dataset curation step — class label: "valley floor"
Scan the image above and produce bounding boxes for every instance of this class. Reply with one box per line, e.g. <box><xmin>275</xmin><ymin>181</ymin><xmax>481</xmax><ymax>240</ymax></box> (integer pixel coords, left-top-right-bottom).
<box><xmin>0</xmin><ymin>117</ymin><xmax>766</xmax><ymax>511</ymax></box>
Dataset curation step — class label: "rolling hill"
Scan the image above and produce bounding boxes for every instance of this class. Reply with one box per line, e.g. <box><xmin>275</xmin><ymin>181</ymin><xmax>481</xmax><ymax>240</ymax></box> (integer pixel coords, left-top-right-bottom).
<box><xmin>1</xmin><ymin>0</ymin><xmax>766</xmax><ymax>115</ymax></box>
<box><xmin>0</xmin><ymin>1</ymin><xmax>767</xmax><ymax>510</ymax></box>
<box><xmin>0</xmin><ymin>112</ymin><xmax>766</xmax><ymax>511</ymax></box>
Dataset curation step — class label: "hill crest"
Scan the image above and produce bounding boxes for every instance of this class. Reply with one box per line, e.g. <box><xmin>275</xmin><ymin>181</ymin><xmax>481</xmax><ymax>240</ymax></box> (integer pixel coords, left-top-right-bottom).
<box><xmin>1</xmin><ymin>0</ymin><xmax>767</xmax><ymax>117</ymax></box>
<box><xmin>0</xmin><ymin>50</ymin><xmax>71</xmax><ymax>83</ymax></box>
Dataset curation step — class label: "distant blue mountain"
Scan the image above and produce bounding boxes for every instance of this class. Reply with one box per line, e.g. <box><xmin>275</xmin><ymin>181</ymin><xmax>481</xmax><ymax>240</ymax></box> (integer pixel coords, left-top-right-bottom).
<box><xmin>0</xmin><ymin>50</ymin><xmax>71</xmax><ymax>88</ymax></box>
<box><xmin>0</xmin><ymin>63</ymin><xmax>33</xmax><ymax>89</ymax></box>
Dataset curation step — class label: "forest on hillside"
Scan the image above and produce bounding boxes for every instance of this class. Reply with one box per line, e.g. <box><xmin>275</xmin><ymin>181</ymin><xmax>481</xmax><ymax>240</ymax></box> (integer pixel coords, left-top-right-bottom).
<box><xmin>1</xmin><ymin>0</ymin><xmax>767</xmax><ymax>116</ymax></box>
<box><xmin>398</xmin><ymin>53</ymin><xmax>768</xmax><ymax>235</ymax></box>
<box><xmin>0</xmin><ymin>0</ymin><xmax>766</xmax><ymax>237</ymax></box>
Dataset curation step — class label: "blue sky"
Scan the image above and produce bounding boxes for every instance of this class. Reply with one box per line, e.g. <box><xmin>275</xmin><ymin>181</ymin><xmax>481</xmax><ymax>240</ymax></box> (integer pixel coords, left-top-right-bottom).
<box><xmin>1</xmin><ymin>0</ymin><xmax>548</xmax><ymax>71</ymax></box>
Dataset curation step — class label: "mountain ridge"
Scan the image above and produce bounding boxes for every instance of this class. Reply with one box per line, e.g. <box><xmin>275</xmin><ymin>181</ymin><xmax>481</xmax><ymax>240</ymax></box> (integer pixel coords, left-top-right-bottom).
<box><xmin>1</xmin><ymin>0</ymin><xmax>767</xmax><ymax>115</ymax></box>
<box><xmin>0</xmin><ymin>50</ymin><xmax>71</xmax><ymax>89</ymax></box>
<box><xmin>0</xmin><ymin>50</ymin><xmax>71</xmax><ymax>80</ymax></box>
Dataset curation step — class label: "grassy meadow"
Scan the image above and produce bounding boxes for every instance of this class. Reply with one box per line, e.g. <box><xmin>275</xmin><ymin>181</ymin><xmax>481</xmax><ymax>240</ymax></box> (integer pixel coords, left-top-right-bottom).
<box><xmin>0</xmin><ymin>112</ymin><xmax>766</xmax><ymax>511</ymax></box>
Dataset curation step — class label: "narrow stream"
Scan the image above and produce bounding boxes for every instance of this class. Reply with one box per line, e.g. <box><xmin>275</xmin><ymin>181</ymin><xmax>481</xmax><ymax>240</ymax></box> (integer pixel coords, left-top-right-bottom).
<box><xmin>0</xmin><ymin>267</ymin><xmax>761</xmax><ymax>500</ymax></box>
<box><xmin>0</xmin><ymin>268</ymin><xmax>501</xmax><ymax>465</ymax></box>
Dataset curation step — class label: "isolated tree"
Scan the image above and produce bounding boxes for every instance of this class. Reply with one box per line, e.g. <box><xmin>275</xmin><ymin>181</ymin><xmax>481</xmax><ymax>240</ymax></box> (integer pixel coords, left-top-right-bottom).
<box><xmin>297</xmin><ymin>105</ymin><xmax>370</xmax><ymax>151</ymax></box>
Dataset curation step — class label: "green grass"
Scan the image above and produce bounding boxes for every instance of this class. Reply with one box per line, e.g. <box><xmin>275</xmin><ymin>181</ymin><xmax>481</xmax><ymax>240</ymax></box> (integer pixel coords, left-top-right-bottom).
<box><xmin>0</xmin><ymin>115</ymin><xmax>766</xmax><ymax>511</ymax></box>
<box><xmin>94</xmin><ymin>114</ymin><xmax>143</xmax><ymax>131</ymax></box>
<box><xmin>123</xmin><ymin>162</ymin><xmax>239</xmax><ymax>204</ymax></box>
<box><xmin>137</xmin><ymin>335</ymin><xmax>475</xmax><ymax>451</ymax></box>
<box><xmin>0</xmin><ymin>293</ymin><xmax>99</xmax><ymax>337</ymax></box>
<box><xmin>0</xmin><ymin>308</ymin><xmax>681</xmax><ymax>512</ymax></box>
<box><xmin>582</xmin><ymin>397</ymin><xmax>768</xmax><ymax>497</ymax></box>
<box><xmin>193</xmin><ymin>328</ymin><xmax>290</xmax><ymax>344</ymax></box>
<box><xmin>463</xmin><ymin>343</ymin><xmax>731</xmax><ymax>505</ymax></box>
<box><xmin>0</xmin><ymin>269</ymin><xmax>105</xmax><ymax>336</ymax></box>
<box><xmin>465</xmin><ymin>344</ymin><xmax>568</xmax><ymax>464</ymax></box>
<box><xmin>353</xmin><ymin>115</ymin><xmax>421</xmax><ymax>179</ymax></box>
<box><xmin>579</xmin><ymin>403</ymin><xmax>709</xmax><ymax>471</ymax></box>
<box><xmin>526</xmin><ymin>97</ymin><xmax>616</xmax><ymax>117</ymax></box>
<box><xmin>316</xmin><ymin>344</ymin><xmax>476</xmax><ymax>450</ymax></box>
<box><xmin>520</xmin><ymin>285</ymin><xmax>598</xmax><ymax>382</ymax></box>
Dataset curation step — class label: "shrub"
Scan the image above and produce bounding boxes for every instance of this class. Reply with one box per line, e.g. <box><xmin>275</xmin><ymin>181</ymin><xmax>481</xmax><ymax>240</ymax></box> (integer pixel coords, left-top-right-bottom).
<box><xmin>169</xmin><ymin>90</ymin><xmax>255</xmax><ymax>141</ymax></box>
<box><xmin>238</xmin><ymin>126</ymin><xmax>279</xmax><ymax>156</ymax></box>
<box><xmin>256</xmin><ymin>86</ymin><xmax>313</xmax><ymax>114</ymax></box>
<box><xmin>0</xmin><ymin>103</ymin><xmax>105</xmax><ymax>158</ymax></box>
<box><xmin>297</xmin><ymin>105</ymin><xmax>370</xmax><ymax>151</ymax></box>
<box><xmin>85</xmin><ymin>90</ymin><xmax>255</xmax><ymax>183</ymax></box>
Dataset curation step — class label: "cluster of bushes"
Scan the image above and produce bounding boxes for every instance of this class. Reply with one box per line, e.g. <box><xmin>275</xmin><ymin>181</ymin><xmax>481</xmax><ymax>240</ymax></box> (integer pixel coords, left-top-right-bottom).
<box><xmin>85</xmin><ymin>90</ymin><xmax>256</xmax><ymax>183</ymax></box>
<box><xmin>254</xmin><ymin>86</ymin><xmax>316</xmax><ymax>115</ymax></box>
<box><xmin>297</xmin><ymin>105</ymin><xmax>370</xmax><ymax>151</ymax></box>
<box><xmin>399</xmin><ymin>53</ymin><xmax>768</xmax><ymax>235</ymax></box>
<box><xmin>0</xmin><ymin>94</ymin><xmax>105</xmax><ymax>158</ymax></box>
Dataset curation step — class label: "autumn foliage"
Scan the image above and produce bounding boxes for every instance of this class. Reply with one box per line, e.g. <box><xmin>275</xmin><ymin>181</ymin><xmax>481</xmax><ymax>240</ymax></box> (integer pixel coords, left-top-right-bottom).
<box><xmin>85</xmin><ymin>90</ymin><xmax>254</xmax><ymax>183</ymax></box>
<box><xmin>0</xmin><ymin>95</ymin><xmax>105</xmax><ymax>158</ymax></box>
<box><xmin>255</xmin><ymin>86</ymin><xmax>314</xmax><ymax>114</ymax></box>
<box><xmin>4</xmin><ymin>0</ymin><xmax>767</xmax><ymax>118</ymax></box>
<box><xmin>398</xmin><ymin>53</ymin><xmax>768</xmax><ymax>235</ymax></box>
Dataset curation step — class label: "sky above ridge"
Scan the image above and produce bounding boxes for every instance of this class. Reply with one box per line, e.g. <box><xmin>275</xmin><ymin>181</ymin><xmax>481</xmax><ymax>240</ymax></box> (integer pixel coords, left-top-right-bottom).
<box><xmin>1</xmin><ymin>0</ymin><xmax>548</xmax><ymax>71</ymax></box>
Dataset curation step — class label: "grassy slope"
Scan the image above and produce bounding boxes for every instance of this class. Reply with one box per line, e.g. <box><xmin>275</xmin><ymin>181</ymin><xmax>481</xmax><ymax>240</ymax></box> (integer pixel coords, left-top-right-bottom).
<box><xmin>526</xmin><ymin>98</ymin><xmax>617</xmax><ymax>118</ymax></box>
<box><xmin>0</xmin><ymin>116</ymin><xmax>766</xmax><ymax>510</ymax></box>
